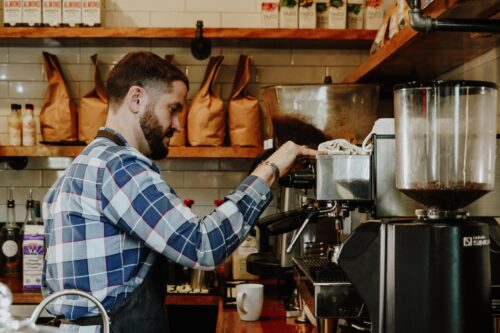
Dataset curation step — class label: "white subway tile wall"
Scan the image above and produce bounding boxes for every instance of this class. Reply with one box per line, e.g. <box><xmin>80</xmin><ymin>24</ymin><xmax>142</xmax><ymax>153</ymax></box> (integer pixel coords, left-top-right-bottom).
<box><xmin>0</xmin><ymin>0</ymin><xmax>496</xmax><ymax>225</ymax></box>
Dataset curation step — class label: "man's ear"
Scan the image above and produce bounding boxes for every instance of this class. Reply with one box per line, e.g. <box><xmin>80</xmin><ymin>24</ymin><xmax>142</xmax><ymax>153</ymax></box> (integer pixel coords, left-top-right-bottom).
<box><xmin>126</xmin><ymin>85</ymin><xmax>144</xmax><ymax>114</ymax></box>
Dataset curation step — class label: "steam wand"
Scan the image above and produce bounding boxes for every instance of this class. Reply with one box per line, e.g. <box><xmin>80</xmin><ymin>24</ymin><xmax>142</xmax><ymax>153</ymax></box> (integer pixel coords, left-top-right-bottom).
<box><xmin>286</xmin><ymin>202</ymin><xmax>336</xmax><ymax>253</ymax></box>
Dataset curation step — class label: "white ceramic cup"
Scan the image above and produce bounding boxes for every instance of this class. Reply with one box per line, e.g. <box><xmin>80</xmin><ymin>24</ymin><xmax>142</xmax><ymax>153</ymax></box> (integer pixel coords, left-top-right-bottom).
<box><xmin>235</xmin><ymin>283</ymin><xmax>264</xmax><ymax>321</ymax></box>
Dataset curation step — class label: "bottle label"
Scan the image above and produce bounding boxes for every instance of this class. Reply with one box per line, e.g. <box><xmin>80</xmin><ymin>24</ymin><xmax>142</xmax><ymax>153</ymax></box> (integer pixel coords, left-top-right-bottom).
<box><xmin>2</xmin><ymin>240</ymin><xmax>18</xmax><ymax>257</ymax></box>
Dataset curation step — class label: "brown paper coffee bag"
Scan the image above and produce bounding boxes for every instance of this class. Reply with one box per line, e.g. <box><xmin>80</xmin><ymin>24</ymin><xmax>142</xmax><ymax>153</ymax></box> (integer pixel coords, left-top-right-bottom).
<box><xmin>187</xmin><ymin>56</ymin><xmax>225</xmax><ymax>146</ymax></box>
<box><xmin>78</xmin><ymin>54</ymin><xmax>108</xmax><ymax>144</ymax></box>
<box><xmin>165</xmin><ymin>54</ymin><xmax>187</xmax><ymax>147</ymax></box>
<box><xmin>40</xmin><ymin>52</ymin><xmax>78</xmax><ymax>142</ymax></box>
<box><xmin>228</xmin><ymin>55</ymin><xmax>262</xmax><ymax>147</ymax></box>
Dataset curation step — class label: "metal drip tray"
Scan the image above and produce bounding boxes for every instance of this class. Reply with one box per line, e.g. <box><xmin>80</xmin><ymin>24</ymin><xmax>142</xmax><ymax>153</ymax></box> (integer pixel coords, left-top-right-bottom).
<box><xmin>294</xmin><ymin>257</ymin><xmax>350</xmax><ymax>284</ymax></box>
<box><xmin>293</xmin><ymin>256</ymin><xmax>366</xmax><ymax>319</ymax></box>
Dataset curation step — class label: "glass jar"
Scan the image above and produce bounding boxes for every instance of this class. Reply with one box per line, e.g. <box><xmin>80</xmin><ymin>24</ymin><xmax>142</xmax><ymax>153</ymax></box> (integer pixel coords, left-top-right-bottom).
<box><xmin>394</xmin><ymin>80</ymin><xmax>498</xmax><ymax>210</ymax></box>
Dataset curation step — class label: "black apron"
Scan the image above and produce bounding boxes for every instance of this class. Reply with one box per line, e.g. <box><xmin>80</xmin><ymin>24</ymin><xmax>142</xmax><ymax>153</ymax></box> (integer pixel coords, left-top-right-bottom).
<box><xmin>91</xmin><ymin>129</ymin><xmax>169</xmax><ymax>332</ymax></box>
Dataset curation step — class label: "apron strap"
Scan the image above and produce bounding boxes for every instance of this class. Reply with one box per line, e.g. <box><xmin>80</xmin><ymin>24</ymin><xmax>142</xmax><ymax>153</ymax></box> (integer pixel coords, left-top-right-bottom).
<box><xmin>96</xmin><ymin>129</ymin><xmax>127</xmax><ymax>147</ymax></box>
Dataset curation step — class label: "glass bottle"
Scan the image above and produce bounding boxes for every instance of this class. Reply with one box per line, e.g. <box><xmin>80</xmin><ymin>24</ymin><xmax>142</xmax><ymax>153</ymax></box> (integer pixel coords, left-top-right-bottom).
<box><xmin>20</xmin><ymin>190</ymin><xmax>44</xmax><ymax>291</ymax></box>
<box><xmin>20</xmin><ymin>189</ymin><xmax>37</xmax><ymax>235</ymax></box>
<box><xmin>22</xmin><ymin>104</ymin><xmax>36</xmax><ymax>147</ymax></box>
<box><xmin>34</xmin><ymin>201</ymin><xmax>43</xmax><ymax>226</ymax></box>
<box><xmin>8</xmin><ymin>104</ymin><xmax>22</xmax><ymax>146</ymax></box>
<box><xmin>0</xmin><ymin>188</ymin><xmax>21</xmax><ymax>292</ymax></box>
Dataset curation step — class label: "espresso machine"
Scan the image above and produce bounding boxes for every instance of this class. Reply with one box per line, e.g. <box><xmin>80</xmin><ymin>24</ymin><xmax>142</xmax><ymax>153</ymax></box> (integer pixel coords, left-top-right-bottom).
<box><xmin>272</xmin><ymin>81</ymin><xmax>500</xmax><ymax>333</ymax></box>
<box><xmin>338</xmin><ymin>81</ymin><xmax>499</xmax><ymax>333</ymax></box>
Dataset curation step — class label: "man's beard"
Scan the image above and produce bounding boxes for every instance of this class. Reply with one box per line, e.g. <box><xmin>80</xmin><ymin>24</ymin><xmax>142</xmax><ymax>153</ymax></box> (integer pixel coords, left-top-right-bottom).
<box><xmin>140</xmin><ymin>103</ymin><xmax>174</xmax><ymax>160</ymax></box>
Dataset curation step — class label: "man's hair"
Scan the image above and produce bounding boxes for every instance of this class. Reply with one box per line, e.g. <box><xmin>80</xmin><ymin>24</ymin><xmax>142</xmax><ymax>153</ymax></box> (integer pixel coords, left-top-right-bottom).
<box><xmin>106</xmin><ymin>51</ymin><xmax>189</xmax><ymax>108</ymax></box>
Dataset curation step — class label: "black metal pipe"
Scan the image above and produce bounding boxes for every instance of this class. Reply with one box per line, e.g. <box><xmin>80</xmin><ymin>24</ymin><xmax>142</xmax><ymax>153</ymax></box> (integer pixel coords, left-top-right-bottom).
<box><xmin>405</xmin><ymin>0</ymin><xmax>500</xmax><ymax>33</ymax></box>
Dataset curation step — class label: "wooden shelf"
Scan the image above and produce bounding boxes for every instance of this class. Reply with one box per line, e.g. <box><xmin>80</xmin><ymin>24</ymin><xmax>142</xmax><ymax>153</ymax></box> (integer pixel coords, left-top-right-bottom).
<box><xmin>13</xmin><ymin>291</ymin><xmax>43</xmax><ymax>304</ymax></box>
<box><xmin>344</xmin><ymin>0</ymin><xmax>500</xmax><ymax>84</ymax></box>
<box><xmin>0</xmin><ymin>145</ymin><xmax>263</xmax><ymax>159</ymax></box>
<box><xmin>0</xmin><ymin>27</ymin><xmax>376</xmax><ymax>41</ymax></box>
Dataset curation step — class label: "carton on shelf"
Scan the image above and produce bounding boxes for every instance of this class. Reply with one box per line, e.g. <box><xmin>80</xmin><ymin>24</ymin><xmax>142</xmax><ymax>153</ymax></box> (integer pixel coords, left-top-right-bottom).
<box><xmin>279</xmin><ymin>0</ymin><xmax>298</xmax><ymax>28</ymax></box>
<box><xmin>347</xmin><ymin>0</ymin><xmax>364</xmax><ymax>29</ymax></box>
<box><xmin>261</xmin><ymin>2</ymin><xmax>279</xmax><ymax>28</ymax></box>
<box><xmin>299</xmin><ymin>0</ymin><xmax>316</xmax><ymax>29</ymax></box>
<box><xmin>328</xmin><ymin>0</ymin><xmax>347</xmax><ymax>29</ymax></box>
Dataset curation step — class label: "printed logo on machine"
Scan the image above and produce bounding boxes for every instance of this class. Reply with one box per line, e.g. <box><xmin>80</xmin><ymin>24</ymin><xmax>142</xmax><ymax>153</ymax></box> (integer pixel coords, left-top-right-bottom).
<box><xmin>463</xmin><ymin>235</ymin><xmax>490</xmax><ymax>247</ymax></box>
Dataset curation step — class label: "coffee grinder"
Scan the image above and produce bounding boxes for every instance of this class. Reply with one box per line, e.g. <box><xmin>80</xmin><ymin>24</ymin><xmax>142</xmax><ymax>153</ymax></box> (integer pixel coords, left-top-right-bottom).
<box><xmin>338</xmin><ymin>81</ymin><xmax>498</xmax><ymax>333</ymax></box>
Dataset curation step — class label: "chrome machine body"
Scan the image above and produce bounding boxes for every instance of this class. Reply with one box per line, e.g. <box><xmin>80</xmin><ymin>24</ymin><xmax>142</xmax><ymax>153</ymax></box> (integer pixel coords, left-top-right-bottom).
<box><xmin>287</xmin><ymin>132</ymin><xmax>500</xmax><ymax>333</ymax></box>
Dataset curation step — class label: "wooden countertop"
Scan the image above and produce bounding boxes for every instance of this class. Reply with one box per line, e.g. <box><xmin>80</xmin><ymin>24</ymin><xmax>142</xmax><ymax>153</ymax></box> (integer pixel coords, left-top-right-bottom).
<box><xmin>12</xmin><ymin>290</ymin><xmax>316</xmax><ymax>333</ymax></box>
<box><xmin>217</xmin><ymin>297</ymin><xmax>315</xmax><ymax>333</ymax></box>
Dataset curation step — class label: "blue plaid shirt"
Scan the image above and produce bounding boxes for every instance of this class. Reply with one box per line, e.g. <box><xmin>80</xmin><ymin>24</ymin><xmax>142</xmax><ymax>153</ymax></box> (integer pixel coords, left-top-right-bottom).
<box><xmin>42</xmin><ymin>128</ymin><xmax>272</xmax><ymax>320</ymax></box>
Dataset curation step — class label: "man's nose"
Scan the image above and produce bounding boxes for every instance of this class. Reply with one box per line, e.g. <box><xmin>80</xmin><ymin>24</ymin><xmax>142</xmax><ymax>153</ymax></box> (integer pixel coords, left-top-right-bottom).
<box><xmin>172</xmin><ymin>112</ymin><xmax>182</xmax><ymax>132</ymax></box>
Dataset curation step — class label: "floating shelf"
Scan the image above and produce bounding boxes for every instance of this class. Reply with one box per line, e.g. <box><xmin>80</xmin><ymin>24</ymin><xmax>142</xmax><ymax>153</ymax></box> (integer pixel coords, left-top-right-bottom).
<box><xmin>343</xmin><ymin>0</ymin><xmax>500</xmax><ymax>84</ymax></box>
<box><xmin>0</xmin><ymin>145</ymin><xmax>263</xmax><ymax>159</ymax></box>
<box><xmin>0</xmin><ymin>27</ymin><xmax>376</xmax><ymax>41</ymax></box>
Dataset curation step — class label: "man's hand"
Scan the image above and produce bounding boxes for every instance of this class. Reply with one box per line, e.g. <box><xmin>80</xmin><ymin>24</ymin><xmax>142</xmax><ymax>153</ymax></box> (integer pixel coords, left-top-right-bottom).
<box><xmin>251</xmin><ymin>141</ymin><xmax>322</xmax><ymax>186</ymax></box>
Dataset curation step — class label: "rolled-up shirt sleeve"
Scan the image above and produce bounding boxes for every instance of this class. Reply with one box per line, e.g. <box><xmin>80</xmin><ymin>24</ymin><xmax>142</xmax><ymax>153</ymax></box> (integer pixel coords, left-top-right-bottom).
<box><xmin>101</xmin><ymin>154</ymin><xmax>272</xmax><ymax>269</ymax></box>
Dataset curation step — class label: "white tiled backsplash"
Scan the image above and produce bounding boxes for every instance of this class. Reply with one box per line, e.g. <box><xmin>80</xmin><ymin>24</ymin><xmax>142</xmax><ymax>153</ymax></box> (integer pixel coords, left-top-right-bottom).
<box><xmin>0</xmin><ymin>0</ymin><xmax>498</xmax><ymax>224</ymax></box>
<box><xmin>0</xmin><ymin>4</ymin><xmax>365</xmax><ymax>219</ymax></box>
<box><xmin>0</xmin><ymin>157</ymin><xmax>280</xmax><ymax>222</ymax></box>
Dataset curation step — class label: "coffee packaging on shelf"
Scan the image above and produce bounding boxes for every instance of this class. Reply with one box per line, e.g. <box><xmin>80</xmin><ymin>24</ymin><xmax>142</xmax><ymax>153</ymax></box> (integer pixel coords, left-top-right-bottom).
<box><xmin>299</xmin><ymin>0</ymin><xmax>316</xmax><ymax>28</ymax></box>
<box><xmin>78</xmin><ymin>54</ymin><xmax>108</xmax><ymax>144</ymax></box>
<box><xmin>364</xmin><ymin>0</ymin><xmax>383</xmax><ymax>30</ymax></box>
<box><xmin>228</xmin><ymin>55</ymin><xmax>262</xmax><ymax>147</ymax></box>
<box><xmin>4</xmin><ymin>0</ymin><xmax>23</xmax><ymax>27</ymax></box>
<box><xmin>328</xmin><ymin>0</ymin><xmax>347</xmax><ymax>29</ymax></box>
<box><xmin>22</xmin><ymin>0</ymin><xmax>42</xmax><ymax>27</ymax></box>
<box><xmin>279</xmin><ymin>0</ymin><xmax>298</xmax><ymax>28</ymax></box>
<box><xmin>40</xmin><ymin>52</ymin><xmax>78</xmax><ymax>143</ymax></box>
<box><xmin>62</xmin><ymin>0</ymin><xmax>81</xmax><ymax>27</ymax></box>
<box><xmin>187</xmin><ymin>56</ymin><xmax>225</xmax><ymax>147</ymax></box>
<box><xmin>164</xmin><ymin>54</ymin><xmax>187</xmax><ymax>147</ymax></box>
<box><xmin>347</xmin><ymin>0</ymin><xmax>364</xmax><ymax>29</ymax></box>
<box><xmin>82</xmin><ymin>0</ymin><xmax>101</xmax><ymax>27</ymax></box>
<box><xmin>42</xmin><ymin>0</ymin><xmax>62</xmax><ymax>27</ymax></box>
<box><xmin>261</xmin><ymin>1</ymin><xmax>279</xmax><ymax>28</ymax></box>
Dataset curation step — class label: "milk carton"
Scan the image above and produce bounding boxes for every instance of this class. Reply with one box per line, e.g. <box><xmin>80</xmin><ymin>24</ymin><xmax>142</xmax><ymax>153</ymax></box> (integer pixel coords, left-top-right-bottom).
<box><xmin>22</xmin><ymin>225</ymin><xmax>44</xmax><ymax>291</ymax></box>
<box><xmin>299</xmin><ymin>0</ymin><xmax>316</xmax><ymax>29</ymax></box>
<box><xmin>42</xmin><ymin>0</ymin><xmax>62</xmax><ymax>27</ymax></box>
<box><xmin>364</xmin><ymin>0</ymin><xmax>383</xmax><ymax>30</ymax></box>
<box><xmin>279</xmin><ymin>0</ymin><xmax>298</xmax><ymax>28</ymax></box>
<box><xmin>22</xmin><ymin>0</ymin><xmax>41</xmax><ymax>27</ymax></box>
<box><xmin>4</xmin><ymin>0</ymin><xmax>23</xmax><ymax>26</ymax></box>
<box><xmin>316</xmin><ymin>1</ymin><xmax>329</xmax><ymax>28</ymax></box>
<box><xmin>347</xmin><ymin>0</ymin><xmax>364</xmax><ymax>29</ymax></box>
<box><xmin>262</xmin><ymin>2</ymin><xmax>279</xmax><ymax>28</ymax></box>
<box><xmin>328</xmin><ymin>0</ymin><xmax>347</xmax><ymax>29</ymax></box>
<box><xmin>62</xmin><ymin>0</ymin><xmax>81</xmax><ymax>27</ymax></box>
<box><xmin>81</xmin><ymin>0</ymin><xmax>101</xmax><ymax>26</ymax></box>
